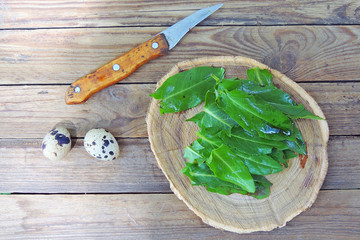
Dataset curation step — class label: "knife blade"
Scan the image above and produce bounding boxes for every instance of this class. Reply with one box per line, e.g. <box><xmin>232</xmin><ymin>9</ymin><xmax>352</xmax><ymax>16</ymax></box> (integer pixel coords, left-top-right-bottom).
<box><xmin>65</xmin><ymin>4</ymin><xmax>223</xmax><ymax>104</ymax></box>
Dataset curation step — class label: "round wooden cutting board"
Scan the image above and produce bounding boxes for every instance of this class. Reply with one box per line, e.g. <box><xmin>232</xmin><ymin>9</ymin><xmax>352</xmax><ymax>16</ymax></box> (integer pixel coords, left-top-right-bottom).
<box><xmin>146</xmin><ymin>56</ymin><xmax>329</xmax><ymax>233</ymax></box>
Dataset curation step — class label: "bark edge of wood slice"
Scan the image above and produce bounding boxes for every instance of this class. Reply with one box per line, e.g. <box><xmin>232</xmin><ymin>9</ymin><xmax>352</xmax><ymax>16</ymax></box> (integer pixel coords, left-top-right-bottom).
<box><xmin>146</xmin><ymin>56</ymin><xmax>329</xmax><ymax>234</ymax></box>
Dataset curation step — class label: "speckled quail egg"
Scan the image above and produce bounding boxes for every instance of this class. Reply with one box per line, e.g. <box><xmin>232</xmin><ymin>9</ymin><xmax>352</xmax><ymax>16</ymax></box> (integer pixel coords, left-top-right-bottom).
<box><xmin>42</xmin><ymin>126</ymin><xmax>71</xmax><ymax>160</ymax></box>
<box><xmin>84</xmin><ymin>128</ymin><xmax>119</xmax><ymax>161</ymax></box>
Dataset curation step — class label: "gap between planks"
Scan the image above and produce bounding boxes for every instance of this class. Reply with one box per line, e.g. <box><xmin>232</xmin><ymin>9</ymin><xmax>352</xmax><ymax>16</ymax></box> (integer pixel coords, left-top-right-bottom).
<box><xmin>4</xmin><ymin>188</ymin><xmax>359</xmax><ymax>195</ymax></box>
<box><xmin>3</xmin><ymin>23</ymin><xmax>360</xmax><ymax>31</ymax></box>
<box><xmin>1</xmin><ymin>0</ymin><xmax>360</xmax><ymax>29</ymax></box>
<box><xmin>1</xmin><ymin>80</ymin><xmax>360</xmax><ymax>88</ymax></box>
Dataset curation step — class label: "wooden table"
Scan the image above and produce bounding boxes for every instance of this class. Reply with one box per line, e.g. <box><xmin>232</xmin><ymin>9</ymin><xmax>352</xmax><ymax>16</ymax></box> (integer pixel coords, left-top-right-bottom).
<box><xmin>1</xmin><ymin>1</ymin><xmax>359</xmax><ymax>239</ymax></box>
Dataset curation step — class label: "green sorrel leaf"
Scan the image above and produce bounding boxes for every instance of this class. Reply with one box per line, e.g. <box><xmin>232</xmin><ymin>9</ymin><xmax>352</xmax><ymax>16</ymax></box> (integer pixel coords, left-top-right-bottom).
<box><xmin>240</xmin><ymin>79</ymin><xmax>322</xmax><ymax>120</ymax></box>
<box><xmin>247</xmin><ymin>67</ymin><xmax>273</xmax><ymax>86</ymax></box>
<box><xmin>183</xmin><ymin>139</ymin><xmax>206</xmax><ymax>164</ymax></box>
<box><xmin>181</xmin><ymin>162</ymin><xmax>248</xmax><ymax>195</ymax></box>
<box><xmin>233</xmin><ymin>151</ymin><xmax>283</xmax><ymax>175</ymax></box>
<box><xmin>221</xmin><ymin>126</ymin><xmax>288</xmax><ymax>155</ymax></box>
<box><xmin>150</xmin><ymin>66</ymin><xmax>224</xmax><ymax>114</ymax></box>
<box><xmin>250</xmin><ymin>175</ymin><xmax>272</xmax><ymax>199</ymax></box>
<box><xmin>207</xmin><ymin>145</ymin><xmax>255</xmax><ymax>193</ymax></box>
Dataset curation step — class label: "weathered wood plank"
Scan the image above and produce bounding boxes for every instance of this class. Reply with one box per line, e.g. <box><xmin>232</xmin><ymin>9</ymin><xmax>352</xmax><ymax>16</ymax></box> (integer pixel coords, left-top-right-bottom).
<box><xmin>0</xmin><ymin>191</ymin><xmax>359</xmax><ymax>239</ymax></box>
<box><xmin>0</xmin><ymin>85</ymin><xmax>153</xmax><ymax>138</ymax></box>
<box><xmin>0</xmin><ymin>83</ymin><xmax>358</xmax><ymax>138</ymax></box>
<box><xmin>1</xmin><ymin>26</ymin><xmax>360</xmax><ymax>84</ymax></box>
<box><xmin>300</xmin><ymin>82</ymin><xmax>360</xmax><ymax>136</ymax></box>
<box><xmin>0</xmin><ymin>138</ymin><xmax>169</xmax><ymax>193</ymax></box>
<box><xmin>1</xmin><ymin>0</ymin><xmax>360</xmax><ymax>29</ymax></box>
<box><xmin>325</xmin><ymin>136</ymin><xmax>360</xmax><ymax>190</ymax></box>
<box><xmin>0</xmin><ymin>136</ymin><xmax>358</xmax><ymax>193</ymax></box>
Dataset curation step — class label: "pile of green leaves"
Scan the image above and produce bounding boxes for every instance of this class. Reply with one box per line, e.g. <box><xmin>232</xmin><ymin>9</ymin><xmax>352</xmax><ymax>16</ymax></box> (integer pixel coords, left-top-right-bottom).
<box><xmin>150</xmin><ymin>66</ymin><xmax>321</xmax><ymax>199</ymax></box>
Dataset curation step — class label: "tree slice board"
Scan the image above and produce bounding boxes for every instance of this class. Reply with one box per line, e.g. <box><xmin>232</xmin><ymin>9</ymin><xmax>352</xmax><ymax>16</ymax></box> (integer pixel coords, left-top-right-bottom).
<box><xmin>146</xmin><ymin>56</ymin><xmax>329</xmax><ymax>233</ymax></box>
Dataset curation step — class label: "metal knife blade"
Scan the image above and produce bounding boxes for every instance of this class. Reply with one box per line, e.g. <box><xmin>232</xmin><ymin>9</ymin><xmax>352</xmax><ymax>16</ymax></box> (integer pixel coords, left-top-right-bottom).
<box><xmin>161</xmin><ymin>3</ymin><xmax>223</xmax><ymax>50</ymax></box>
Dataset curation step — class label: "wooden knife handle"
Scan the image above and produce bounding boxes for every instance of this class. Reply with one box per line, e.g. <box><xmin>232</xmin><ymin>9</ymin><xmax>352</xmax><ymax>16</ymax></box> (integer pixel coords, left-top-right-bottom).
<box><xmin>65</xmin><ymin>34</ymin><xmax>169</xmax><ymax>104</ymax></box>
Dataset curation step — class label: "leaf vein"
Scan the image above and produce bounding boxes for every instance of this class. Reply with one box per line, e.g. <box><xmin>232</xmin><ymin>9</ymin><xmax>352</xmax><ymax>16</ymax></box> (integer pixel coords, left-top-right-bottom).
<box><xmin>162</xmin><ymin>79</ymin><xmax>212</xmax><ymax>101</ymax></box>
<box><xmin>204</xmin><ymin>108</ymin><xmax>232</xmax><ymax>127</ymax></box>
<box><xmin>212</xmin><ymin>151</ymin><xmax>244</xmax><ymax>181</ymax></box>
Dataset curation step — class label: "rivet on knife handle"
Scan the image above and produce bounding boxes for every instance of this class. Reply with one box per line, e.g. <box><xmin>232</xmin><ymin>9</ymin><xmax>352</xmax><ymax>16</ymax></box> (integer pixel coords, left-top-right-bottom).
<box><xmin>65</xmin><ymin>34</ymin><xmax>169</xmax><ymax>104</ymax></box>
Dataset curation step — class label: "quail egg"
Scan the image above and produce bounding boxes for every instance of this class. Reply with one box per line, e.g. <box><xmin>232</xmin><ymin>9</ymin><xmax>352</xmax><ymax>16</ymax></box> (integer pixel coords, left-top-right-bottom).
<box><xmin>42</xmin><ymin>126</ymin><xmax>71</xmax><ymax>160</ymax></box>
<box><xmin>84</xmin><ymin>128</ymin><xmax>119</xmax><ymax>160</ymax></box>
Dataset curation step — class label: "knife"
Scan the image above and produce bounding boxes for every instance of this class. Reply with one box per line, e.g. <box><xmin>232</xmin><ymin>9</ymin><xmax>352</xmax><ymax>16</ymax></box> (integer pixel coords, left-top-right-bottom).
<box><xmin>65</xmin><ymin>4</ymin><xmax>223</xmax><ymax>104</ymax></box>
